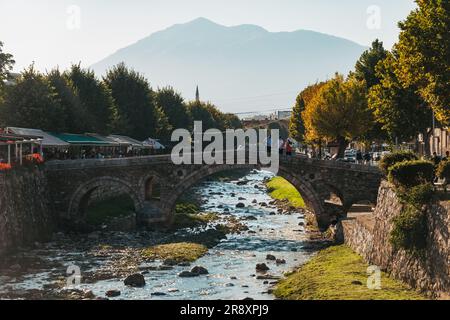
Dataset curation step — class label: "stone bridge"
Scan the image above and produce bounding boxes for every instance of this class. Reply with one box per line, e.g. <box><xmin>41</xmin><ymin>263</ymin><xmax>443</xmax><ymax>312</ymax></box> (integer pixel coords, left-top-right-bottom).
<box><xmin>45</xmin><ymin>155</ymin><xmax>382</xmax><ymax>230</ymax></box>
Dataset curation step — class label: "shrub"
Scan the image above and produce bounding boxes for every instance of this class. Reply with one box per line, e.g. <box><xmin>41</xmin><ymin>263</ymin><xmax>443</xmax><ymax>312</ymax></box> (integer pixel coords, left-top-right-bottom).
<box><xmin>388</xmin><ymin>160</ymin><xmax>434</xmax><ymax>188</ymax></box>
<box><xmin>436</xmin><ymin>160</ymin><xmax>450</xmax><ymax>180</ymax></box>
<box><xmin>390</xmin><ymin>206</ymin><xmax>427</xmax><ymax>254</ymax></box>
<box><xmin>397</xmin><ymin>183</ymin><xmax>434</xmax><ymax>209</ymax></box>
<box><xmin>379</xmin><ymin>151</ymin><xmax>418</xmax><ymax>175</ymax></box>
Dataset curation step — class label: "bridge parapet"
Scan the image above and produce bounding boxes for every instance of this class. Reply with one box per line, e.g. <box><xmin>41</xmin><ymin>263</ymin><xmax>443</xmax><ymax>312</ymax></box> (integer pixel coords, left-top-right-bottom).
<box><xmin>44</xmin><ymin>155</ymin><xmax>383</xmax><ymax>230</ymax></box>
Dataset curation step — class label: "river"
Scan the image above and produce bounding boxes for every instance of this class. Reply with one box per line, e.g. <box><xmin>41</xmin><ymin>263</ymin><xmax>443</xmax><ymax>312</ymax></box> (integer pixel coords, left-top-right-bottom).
<box><xmin>0</xmin><ymin>170</ymin><xmax>319</xmax><ymax>300</ymax></box>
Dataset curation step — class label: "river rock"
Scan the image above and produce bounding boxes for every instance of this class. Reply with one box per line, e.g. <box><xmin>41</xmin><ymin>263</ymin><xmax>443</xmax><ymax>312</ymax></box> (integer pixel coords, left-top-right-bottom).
<box><xmin>178</xmin><ymin>271</ymin><xmax>198</xmax><ymax>278</ymax></box>
<box><xmin>298</xmin><ymin>222</ymin><xmax>305</xmax><ymax>226</ymax></box>
<box><xmin>237</xmin><ymin>181</ymin><xmax>249</xmax><ymax>186</ymax></box>
<box><xmin>124</xmin><ymin>274</ymin><xmax>146</xmax><ymax>287</ymax></box>
<box><xmin>256</xmin><ymin>263</ymin><xmax>270</xmax><ymax>272</ymax></box>
<box><xmin>191</xmin><ymin>266</ymin><xmax>209</xmax><ymax>275</ymax></box>
<box><xmin>225</xmin><ymin>283</ymin><xmax>235</xmax><ymax>287</ymax></box>
<box><xmin>256</xmin><ymin>274</ymin><xmax>281</xmax><ymax>280</ymax></box>
<box><xmin>276</xmin><ymin>259</ymin><xmax>286</xmax><ymax>265</ymax></box>
<box><xmin>259</xmin><ymin>202</ymin><xmax>268</xmax><ymax>207</ymax></box>
<box><xmin>266</xmin><ymin>254</ymin><xmax>276</xmax><ymax>261</ymax></box>
<box><xmin>252</xmin><ymin>199</ymin><xmax>258</xmax><ymax>203</ymax></box>
<box><xmin>244</xmin><ymin>216</ymin><xmax>257</xmax><ymax>221</ymax></box>
<box><xmin>105</xmin><ymin>290</ymin><xmax>121</xmax><ymax>298</ymax></box>
<box><xmin>163</xmin><ymin>258</ymin><xmax>177</xmax><ymax>266</ymax></box>
<box><xmin>238</xmin><ymin>197</ymin><xmax>246</xmax><ymax>201</ymax></box>
<box><xmin>236</xmin><ymin>203</ymin><xmax>246</xmax><ymax>208</ymax></box>
<box><xmin>151</xmin><ymin>292</ymin><xmax>167</xmax><ymax>296</ymax></box>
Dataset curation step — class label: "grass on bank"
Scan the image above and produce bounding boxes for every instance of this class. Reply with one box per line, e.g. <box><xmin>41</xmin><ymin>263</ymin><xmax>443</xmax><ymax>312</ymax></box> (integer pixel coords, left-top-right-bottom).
<box><xmin>142</xmin><ymin>242</ymin><xmax>208</xmax><ymax>263</ymax></box>
<box><xmin>274</xmin><ymin>245</ymin><xmax>426</xmax><ymax>300</ymax></box>
<box><xmin>86</xmin><ymin>195</ymin><xmax>135</xmax><ymax>225</ymax></box>
<box><xmin>266</xmin><ymin>177</ymin><xmax>305</xmax><ymax>208</ymax></box>
<box><xmin>172</xmin><ymin>203</ymin><xmax>220</xmax><ymax>229</ymax></box>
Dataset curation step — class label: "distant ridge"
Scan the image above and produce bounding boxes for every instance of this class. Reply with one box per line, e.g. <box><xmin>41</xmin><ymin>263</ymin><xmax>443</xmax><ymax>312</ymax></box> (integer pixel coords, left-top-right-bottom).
<box><xmin>92</xmin><ymin>18</ymin><xmax>367</xmax><ymax>113</ymax></box>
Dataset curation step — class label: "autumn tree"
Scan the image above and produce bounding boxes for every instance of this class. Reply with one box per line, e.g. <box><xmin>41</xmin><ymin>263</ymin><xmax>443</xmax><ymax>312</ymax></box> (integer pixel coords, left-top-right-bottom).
<box><xmin>289</xmin><ymin>82</ymin><xmax>325</xmax><ymax>144</ymax></box>
<box><xmin>396</xmin><ymin>0</ymin><xmax>450</xmax><ymax>125</ymax></box>
<box><xmin>303</xmin><ymin>74</ymin><xmax>372</xmax><ymax>158</ymax></box>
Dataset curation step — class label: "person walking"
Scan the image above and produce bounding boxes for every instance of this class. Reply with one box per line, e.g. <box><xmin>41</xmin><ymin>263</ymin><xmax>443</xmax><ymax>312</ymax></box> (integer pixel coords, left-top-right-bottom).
<box><xmin>285</xmin><ymin>139</ymin><xmax>293</xmax><ymax>156</ymax></box>
<box><xmin>266</xmin><ymin>136</ymin><xmax>272</xmax><ymax>155</ymax></box>
<box><xmin>278</xmin><ymin>138</ymin><xmax>285</xmax><ymax>155</ymax></box>
<box><xmin>363</xmin><ymin>152</ymin><xmax>372</xmax><ymax>165</ymax></box>
<box><xmin>356</xmin><ymin>151</ymin><xmax>363</xmax><ymax>164</ymax></box>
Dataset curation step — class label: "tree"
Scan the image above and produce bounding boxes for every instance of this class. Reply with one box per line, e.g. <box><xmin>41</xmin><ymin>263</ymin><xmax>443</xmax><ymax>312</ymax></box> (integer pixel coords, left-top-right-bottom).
<box><xmin>289</xmin><ymin>82</ymin><xmax>326</xmax><ymax>143</ymax></box>
<box><xmin>0</xmin><ymin>41</ymin><xmax>15</xmax><ymax>91</ymax></box>
<box><xmin>303</xmin><ymin>74</ymin><xmax>372</xmax><ymax>158</ymax></box>
<box><xmin>221</xmin><ymin>113</ymin><xmax>243</xmax><ymax>129</ymax></box>
<box><xmin>0</xmin><ymin>41</ymin><xmax>15</xmax><ymax>122</ymax></box>
<box><xmin>368</xmin><ymin>52</ymin><xmax>432</xmax><ymax>147</ymax></box>
<box><xmin>66</xmin><ymin>64</ymin><xmax>117</xmax><ymax>134</ymax></box>
<box><xmin>46</xmin><ymin>69</ymin><xmax>91</xmax><ymax>133</ymax></box>
<box><xmin>104</xmin><ymin>63</ymin><xmax>170</xmax><ymax>140</ymax></box>
<box><xmin>187</xmin><ymin>101</ymin><xmax>220</xmax><ymax>131</ymax></box>
<box><xmin>354</xmin><ymin>39</ymin><xmax>388</xmax><ymax>88</ymax></box>
<box><xmin>156</xmin><ymin>86</ymin><xmax>192</xmax><ymax>131</ymax></box>
<box><xmin>396</xmin><ymin>0</ymin><xmax>450</xmax><ymax>125</ymax></box>
<box><xmin>0</xmin><ymin>65</ymin><xmax>66</xmax><ymax>131</ymax></box>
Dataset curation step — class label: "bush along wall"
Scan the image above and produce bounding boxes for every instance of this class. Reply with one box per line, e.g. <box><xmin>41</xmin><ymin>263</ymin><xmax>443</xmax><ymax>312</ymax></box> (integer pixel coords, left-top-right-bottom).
<box><xmin>387</xmin><ymin>160</ymin><xmax>435</xmax><ymax>257</ymax></box>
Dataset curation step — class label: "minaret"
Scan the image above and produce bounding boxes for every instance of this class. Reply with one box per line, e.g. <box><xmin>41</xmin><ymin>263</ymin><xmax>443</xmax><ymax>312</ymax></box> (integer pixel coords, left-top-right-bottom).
<box><xmin>195</xmin><ymin>85</ymin><xmax>200</xmax><ymax>102</ymax></box>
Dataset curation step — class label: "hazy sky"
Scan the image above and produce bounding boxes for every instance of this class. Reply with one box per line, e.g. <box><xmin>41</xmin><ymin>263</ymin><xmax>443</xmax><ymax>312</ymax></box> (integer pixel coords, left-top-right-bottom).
<box><xmin>1</xmin><ymin>0</ymin><xmax>417</xmax><ymax>73</ymax></box>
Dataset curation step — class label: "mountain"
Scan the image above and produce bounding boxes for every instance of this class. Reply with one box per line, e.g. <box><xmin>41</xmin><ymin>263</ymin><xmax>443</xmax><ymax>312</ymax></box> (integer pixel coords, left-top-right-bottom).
<box><xmin>91</xmin><ymin>18</ymin><xmax>367</xmax><ymax>114</ymax></box>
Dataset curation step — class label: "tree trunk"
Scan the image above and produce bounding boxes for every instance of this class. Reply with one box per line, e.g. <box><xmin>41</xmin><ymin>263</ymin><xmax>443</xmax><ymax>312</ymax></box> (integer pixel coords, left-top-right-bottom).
<box><xmin>337</xmin><ymin>136</ymin><xmax>348</xmax><ymax>159</ymax></box>
<box><xmin>422</xmin><ymin>129</ymin><xmax>431</xmax><ymax>157</ymax></box>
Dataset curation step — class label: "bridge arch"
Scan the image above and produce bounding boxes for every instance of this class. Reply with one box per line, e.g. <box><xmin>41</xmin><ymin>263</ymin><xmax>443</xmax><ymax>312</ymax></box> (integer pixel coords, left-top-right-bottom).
<box><xmin>67</xmin><ymin>177</ymin><xmax>142</xmax><ymax>222</ymax></box>
<box><xmin>161</xmin><ymin>164</ymin><xmax>327</xmax><ymax>228</ymax></box>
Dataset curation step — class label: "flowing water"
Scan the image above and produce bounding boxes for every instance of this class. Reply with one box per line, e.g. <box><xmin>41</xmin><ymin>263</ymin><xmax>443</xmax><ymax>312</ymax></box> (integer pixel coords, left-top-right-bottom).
<box><xmin>0</xmin><ymin>170</ymin><xmax>318</xmax><ymax>300</ymax></box>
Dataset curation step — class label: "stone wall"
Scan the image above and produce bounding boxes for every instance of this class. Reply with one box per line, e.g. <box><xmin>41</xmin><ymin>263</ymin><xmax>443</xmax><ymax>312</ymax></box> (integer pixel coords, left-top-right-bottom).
<box><xmin>0</xmin><ymin>167</ymin><xmax>54</xmax><ymax>256</ymax></box>
<box><xmin>340</xmin><ymin>180</ymin><xmax>449</xmax><ymax>298</ymax></box>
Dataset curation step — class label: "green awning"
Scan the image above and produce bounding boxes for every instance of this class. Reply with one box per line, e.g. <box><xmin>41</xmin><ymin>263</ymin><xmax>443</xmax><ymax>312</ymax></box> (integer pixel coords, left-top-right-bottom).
<box><xmin>48</xmin><ymin>133</ymin><xmax>110</xmax><ymax>146</ymax></box>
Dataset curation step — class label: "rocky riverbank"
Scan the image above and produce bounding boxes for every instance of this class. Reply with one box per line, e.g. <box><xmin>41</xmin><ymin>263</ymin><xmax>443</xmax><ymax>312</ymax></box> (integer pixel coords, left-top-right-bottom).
<box><xmin>0</xmin><ymin>170</ymin><xmax>328</xmax><ymax>300</ymax></box>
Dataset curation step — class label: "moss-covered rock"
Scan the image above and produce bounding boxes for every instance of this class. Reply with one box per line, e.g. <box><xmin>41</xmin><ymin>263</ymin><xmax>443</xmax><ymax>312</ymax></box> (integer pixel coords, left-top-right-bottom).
<box><xmin>142</xmin><ymin>242</ymin><xmax>208</xmax><ymax>263</ymax></box>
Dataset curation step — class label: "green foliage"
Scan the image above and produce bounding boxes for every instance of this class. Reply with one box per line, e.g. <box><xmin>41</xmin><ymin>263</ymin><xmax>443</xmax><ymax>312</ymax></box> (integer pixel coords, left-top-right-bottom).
<box><xmin>388</xmin><ymin>160</ymin><xmax>434</xmax><ymax>188</ymax></box>
<box><xmin>397</xmin><ymin>183</ymin><xmax>434</xmax><ymax>209</ymax></box>
<box><xmin>104</xmin><ymin>63</ymin><xmax>171</xmax><ymax>140</ymax></box>
<box><xmin>46</xmin><ymin>69</ymin><xmax>91</xmax><ymax>133</ymax></box>
<box><xmin>368</xmin><ymin>52</ymin><xmax>432</xmax><ymax>142</ymax></box>
<box><xmin>354</xmin><ymin>39</ymin><xmax>388</xmax><ymax>88</ymax></box>
<box><xmin>379</xmin><ymin>151</ymin><xmax>418</xmax><ymax>175</ymax></box>
<box><xmin>86</xmin><ymin>195</ymin><xmax>135</xmax><ymax>226</ymax></box>
<box><xmin>156</xmin><ymin>86</ymin><xmax>192</xmax><ymax>131</ymax></box>
<box><xmin>396</xmin><ymin>0</ymin><xmax>450</xmax><ymax>125</ymax></box>
<box><xmin>274</xmin><ymin>245</ymin><xmax>425</xmax><ymax>300</ymax></box>
<box><xmin>66</xmin><ymin>64</ymin><xmax>117</xmax><ymax>134</ymax></box>
<box><xmin>0</xmin><ymin>65</ymin><xmax>66</xmax><ymax>131</ymax></box>
<box><xmin>0</xmin><ymin>41</ymin><xmax>15</xmax><ymax>100</ymax></box>
<box><xmin>390</xmin><ymin>206</ymin><xmax>427</xmax><ymax>255</ymax></box>
<box><xmin>436</xmin><ymin>160</ymin><xmax>450</xmax><ymax>180</ymax></box>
